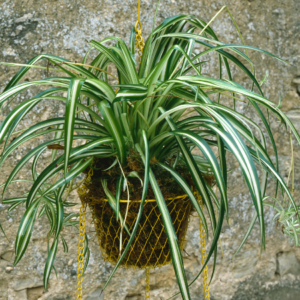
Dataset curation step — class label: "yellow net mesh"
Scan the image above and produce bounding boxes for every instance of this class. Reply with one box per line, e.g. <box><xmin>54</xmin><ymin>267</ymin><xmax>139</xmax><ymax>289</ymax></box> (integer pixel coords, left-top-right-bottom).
<box><xmin>79</xmin><ymin>188</ymin><xmax>193</xmax><ymax>268</ymax></box>
<box><xmin>77</xmin><ymin>163</ymin><xmax>211</xmax><ymax>299</ymax></box>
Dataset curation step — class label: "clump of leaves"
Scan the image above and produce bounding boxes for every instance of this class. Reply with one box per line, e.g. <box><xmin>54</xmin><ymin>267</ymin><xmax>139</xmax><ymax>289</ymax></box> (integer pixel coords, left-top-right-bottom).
<box><xmin>0</xmin><ymin>6</ymin><xmax>299</xmax><ymax>299</ymax></box>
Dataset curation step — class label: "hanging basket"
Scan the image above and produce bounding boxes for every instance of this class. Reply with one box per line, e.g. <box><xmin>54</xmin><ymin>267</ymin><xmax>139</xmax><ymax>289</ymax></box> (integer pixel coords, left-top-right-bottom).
<box><xmin>78</xmin><ymin>186</ymin><xmax>194</xmax><ymax>268</ymax></box>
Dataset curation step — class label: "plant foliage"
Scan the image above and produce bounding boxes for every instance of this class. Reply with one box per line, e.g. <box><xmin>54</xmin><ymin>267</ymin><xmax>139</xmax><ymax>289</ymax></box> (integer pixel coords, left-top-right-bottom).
<box><xmin>0</xmin><ymin>10</ymin><xmax>299</xmax><ymax>299</ymax></box>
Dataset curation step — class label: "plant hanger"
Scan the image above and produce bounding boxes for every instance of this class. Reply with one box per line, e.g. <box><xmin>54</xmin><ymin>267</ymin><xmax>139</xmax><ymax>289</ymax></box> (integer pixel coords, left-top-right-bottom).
<box><xmin>75</xmin><ymin>2</ymin><xmax>210</xmax><ymax>299</ymax></box>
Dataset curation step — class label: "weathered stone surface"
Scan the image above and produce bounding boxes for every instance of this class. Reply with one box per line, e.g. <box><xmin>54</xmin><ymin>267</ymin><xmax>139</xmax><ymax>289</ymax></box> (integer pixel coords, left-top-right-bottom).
<box><xmin>0</xmin><ymin>0</ymin><xmax>300</xmax><ymax>299</ymax></box>
<box><xmin>2</xmin><ymin>251</ymin><xmax>13</xmax><ymax>262</ymax></box>
<box><xmin>264</xmin><ymin>287</ymin><xmax>300</xmax><ymax>300</ymax></box>
<box><xmin>27</xmin><ymin>286</ymin><xmax>45</xmax><ymax>300</ymax></box>
<box><xmin>7</xmin><ymin>287</ymin><xmax>27</xmax><ymax>300</ymax></box>
<box><xmin>86</xmin><ymin>288</ymin><xmax>104</xmax><ymax>300</ymax></box>
<box><xmin>0</xmin><ymin>280</ymin><xmax>8</xmax><ymax>300</ymax></box>
<box><xmin>13</xmin><ymin>277</ymin><xmax>43</xmax><ymax>291</ymax></box>
<box><xmin>5</xmin><ymin>266</ymin><xmax>13</xmax><ymax>273</ymax></box>
<box><xmin>276</xmin><ymin>251</ymin><xmax>300</xmax><ymax>276</ymax></box>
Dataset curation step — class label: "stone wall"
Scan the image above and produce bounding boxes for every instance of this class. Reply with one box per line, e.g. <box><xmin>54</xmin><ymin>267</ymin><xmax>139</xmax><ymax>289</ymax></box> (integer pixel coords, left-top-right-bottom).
<box><xmin>1</xmin><ymin>0</ymin><xmax>300</xmax><ymax>299</ymax></box>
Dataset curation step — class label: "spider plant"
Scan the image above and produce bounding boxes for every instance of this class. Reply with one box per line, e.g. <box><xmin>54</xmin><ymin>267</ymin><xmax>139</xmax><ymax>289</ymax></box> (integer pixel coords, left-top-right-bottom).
<box><xmin>0</xmin><ymin>12</ymin><xmax>299</xmax><ymax>299</ymax></box>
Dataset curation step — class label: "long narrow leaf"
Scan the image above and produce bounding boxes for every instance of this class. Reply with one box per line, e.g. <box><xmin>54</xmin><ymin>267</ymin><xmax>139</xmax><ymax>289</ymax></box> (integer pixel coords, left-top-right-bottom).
<box><xmin>64</xmin><ymin>79</ymin><xmax>85</xmax><ymax>174</ymax></box>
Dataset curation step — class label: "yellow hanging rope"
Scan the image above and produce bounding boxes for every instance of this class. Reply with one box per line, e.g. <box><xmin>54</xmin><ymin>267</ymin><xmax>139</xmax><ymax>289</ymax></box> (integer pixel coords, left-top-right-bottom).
<box><xmin>77</xmin><ymin>167</ymin><xmax>93</xmax><ymax>299</ymax></box>
<box><xmin>76</xmin><ymin>203</ymin><xmax>86</xmax><ymax>300</ymax></box>
<box><xmin>135</xmin><ymin>0</ymin><xmax>145</xmax><ymax>64</ymax></box>
<box><xmin>198</xmin><ymin>197</ymin><xmax>210</xmax><ymax>300</ymax></box>
<box><xmin>145</xmin><ymin>267</ymin><xmax>151</xmax><ymax>300</ymax></box>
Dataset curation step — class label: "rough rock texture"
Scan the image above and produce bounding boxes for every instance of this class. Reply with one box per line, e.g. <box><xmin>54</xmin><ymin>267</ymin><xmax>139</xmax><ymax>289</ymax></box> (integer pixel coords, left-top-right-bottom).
<box><xmin>1</xmin><ymin>0</ymin><xmax>300</xmax><ymax>299</ymax></box>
